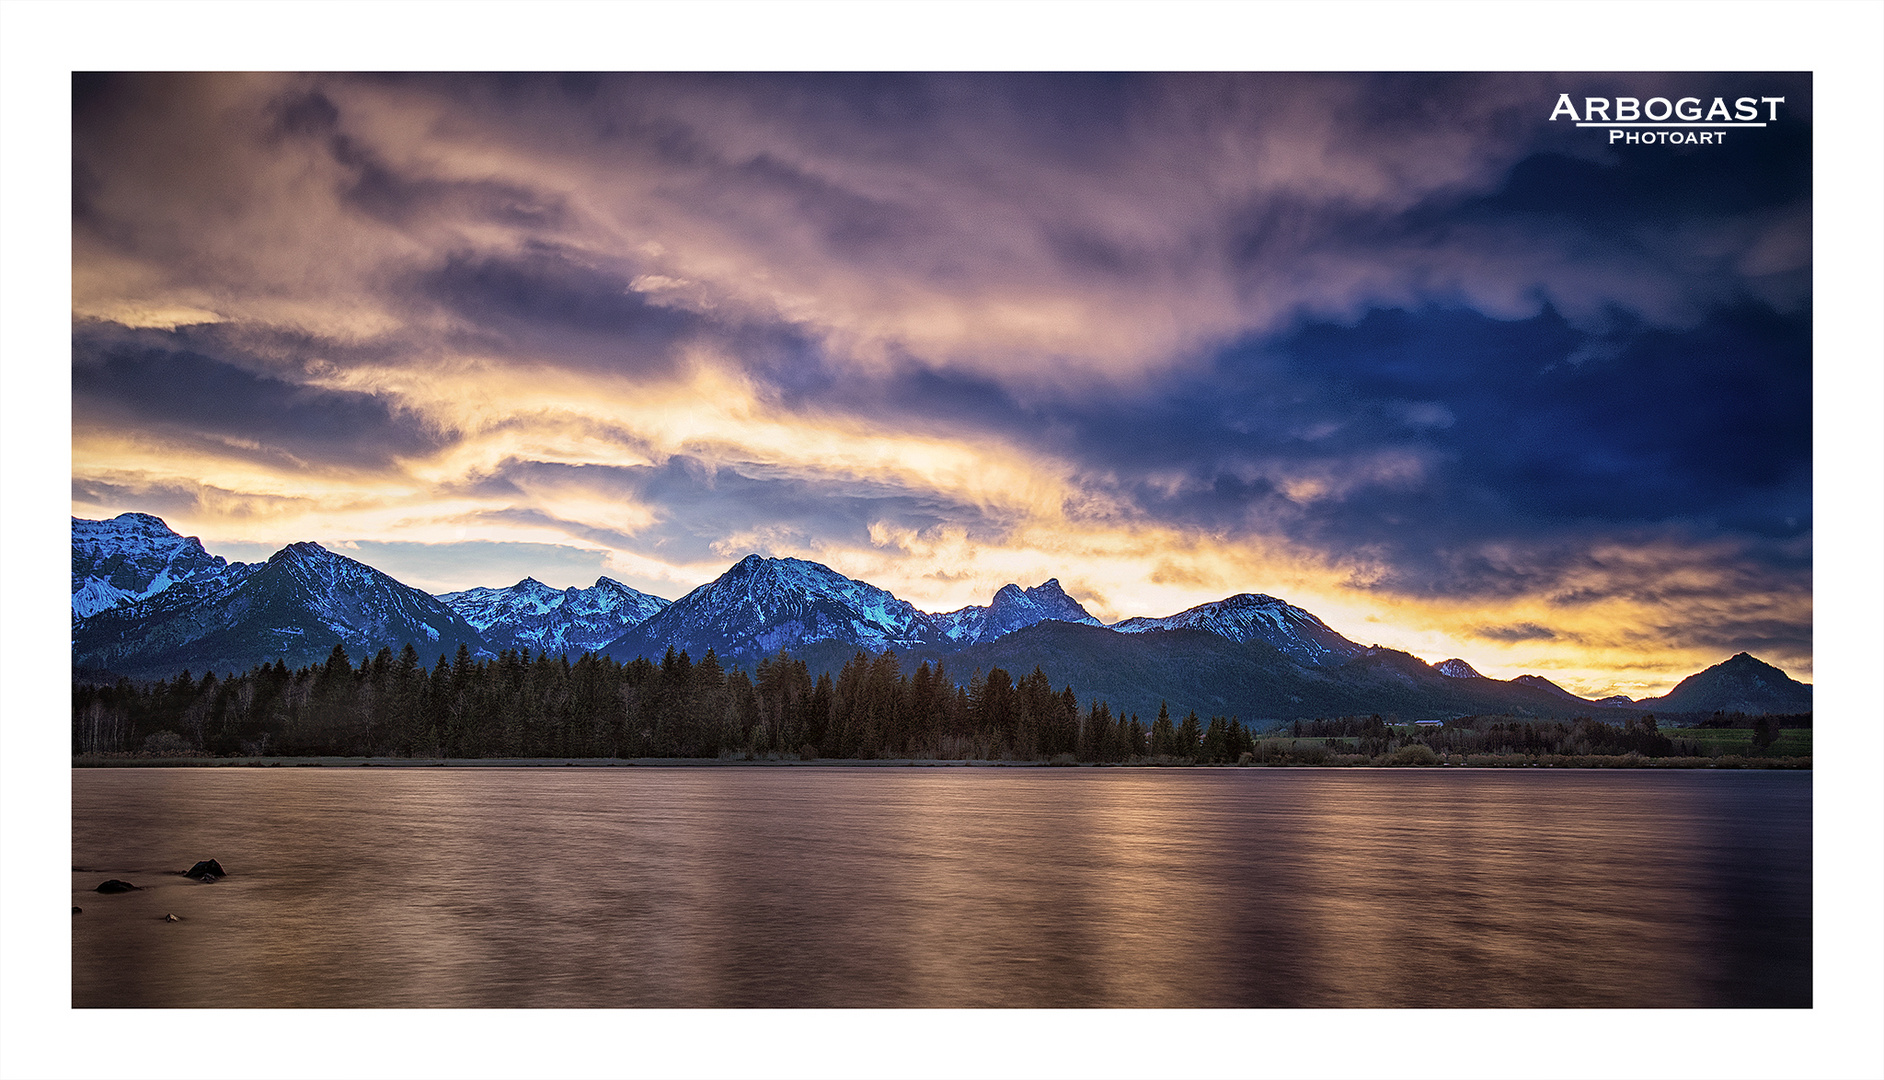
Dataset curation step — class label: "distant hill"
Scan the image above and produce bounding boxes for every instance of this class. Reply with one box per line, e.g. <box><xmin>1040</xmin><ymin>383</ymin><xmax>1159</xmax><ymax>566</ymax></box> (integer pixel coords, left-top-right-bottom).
<box><xmin>1639</xmin><ymin>652</ymin><xmax>1813</xmax><ymax>715</ymax></box>
<box><xmin>900</xmin><ymin>622</ymin><xmax>1620</xmax><ymax>726</ymax></box>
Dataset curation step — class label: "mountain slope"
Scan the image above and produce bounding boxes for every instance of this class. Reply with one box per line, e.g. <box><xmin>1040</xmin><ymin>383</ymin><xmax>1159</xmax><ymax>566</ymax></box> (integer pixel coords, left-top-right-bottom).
<box><xmin>1640</xmin><ymin>652</ymin><xmax>1813</xmax><ymax>715</ymax></box>
<box><xmin>904</xmin><ymin>624</ymin><xmax>1611</xmax><ymax>726</ymax></box>
<box><xmin>73</xmin><ymin>542</ymin><xmax>488</xmax><ymax>679</ymax></box>
<box><xmin>441</xmin><ymin>576</ymin><xmax>669</xmax><ymax>656</ymax></box>
<box><xmin>1111</xmin><ymin>593</ymin><xmax>1366</xmax><ymax>668</ymax></box>
<box><xmin>603</xmin><ymin>554</ymin><xmax>942</xmax><ymax>665</ymax></box>
<box><xmin>933</xmin><ymin>579</ymin><xmax>1102</xmax><ymax>643</ymax></box>
<box><xmin>71</xmin><ymin>513</ymin><xmax>229</xmax><ymax>618</ymax></box>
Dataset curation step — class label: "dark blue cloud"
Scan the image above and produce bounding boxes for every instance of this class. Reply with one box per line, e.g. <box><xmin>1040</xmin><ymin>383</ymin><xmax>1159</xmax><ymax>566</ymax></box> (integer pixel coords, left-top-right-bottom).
<box><xmin>1476</xmin><ymin>134</ymin><xmax>1809</xmax><ymax>224</ymax></box>
<box><xmin>72</xmin><ymin>328</ymin><xmax>453</xmax><ymax>471</ymax></box>
<box><xmin>787</xmin><ymin>298</ymin><xmax>1809</xmax><ymax>598</ymax></box>
<box><xmin>1276</xmin><ymin>302</ymin><xmax>1810</xmax><ymax>530</ymax></box>
<box><xmin>424</xmin><ymin>249</ymin><xmax>692</xmax><ymax>342</ymax></box>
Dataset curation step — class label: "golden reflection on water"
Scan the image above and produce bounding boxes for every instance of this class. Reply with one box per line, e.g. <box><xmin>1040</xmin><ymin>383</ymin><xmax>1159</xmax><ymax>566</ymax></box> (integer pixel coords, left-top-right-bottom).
<box><xmin>1281</xmin><ymin>772</ymin><xmax>1717</xmax><ymax>1006</ymax></box>
<box><xmin>71</xmin><ymin>767</ymin><xmax>1809</xmax><ymax>1008</ymax></box>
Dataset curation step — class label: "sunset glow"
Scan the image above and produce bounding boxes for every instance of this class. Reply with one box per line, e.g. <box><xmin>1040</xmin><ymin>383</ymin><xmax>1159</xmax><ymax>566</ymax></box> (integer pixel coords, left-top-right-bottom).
<box><xmin>71</xmin><ymin>72</ymin><xmax>1813</xmax><ymax>698</ymax></box>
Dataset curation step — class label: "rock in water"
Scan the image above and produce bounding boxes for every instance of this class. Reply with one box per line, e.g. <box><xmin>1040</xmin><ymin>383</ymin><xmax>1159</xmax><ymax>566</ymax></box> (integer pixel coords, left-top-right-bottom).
<box><xmin>72</xmin><ymin>907</ymin><xmax>82</xmax><ymax>915</ymax></box>
<box><xmin>185</xmin><ymin>859</ymin><xmax>226</xmax><ymax>881</ymax></box>
<box><xmin>95</xmin><ymin>879</ymin><xmax>139</xmax><ymax>893</ymax></box>
<box><xmin>162</xmin><ymin>913</ymin><xmax>181</xmax><ymax>923</ymax></box>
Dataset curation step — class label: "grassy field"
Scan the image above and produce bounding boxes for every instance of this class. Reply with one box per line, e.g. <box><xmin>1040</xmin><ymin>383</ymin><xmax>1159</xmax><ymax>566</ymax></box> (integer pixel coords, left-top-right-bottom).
<box><xmin>1262</xmin><ymin>728</ymin><xmax>1813</xmax><ymax>758</ymax></box>
<box><xmin>1673</xmin><ymin>727</ymin><xmax>1812</xmax><ymax>757</ymax></box>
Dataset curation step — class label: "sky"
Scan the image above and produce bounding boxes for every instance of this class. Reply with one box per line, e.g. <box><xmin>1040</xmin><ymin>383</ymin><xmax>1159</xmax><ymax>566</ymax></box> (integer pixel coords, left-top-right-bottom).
<box><xmin>69</xmin><ymin>71</ymin><xmax>1815</xmax><ymax>697</ymax></box>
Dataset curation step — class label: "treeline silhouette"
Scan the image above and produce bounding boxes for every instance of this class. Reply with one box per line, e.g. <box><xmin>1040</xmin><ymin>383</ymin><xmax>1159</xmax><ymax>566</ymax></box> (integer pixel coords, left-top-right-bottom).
<box><xmin>1277</xmin><ymin>713</ymin><xmax>1804</xmax><ymax>760</ymax></box>
<box><xmin>1289</xmin><ymin>714</ymin><xmax>1681</xmax><ymax>757</ymax></box>
<box><xmin>71</xmin><ymin>644</ymin><xmax>1261</xmax><ymax>763</ymax></box>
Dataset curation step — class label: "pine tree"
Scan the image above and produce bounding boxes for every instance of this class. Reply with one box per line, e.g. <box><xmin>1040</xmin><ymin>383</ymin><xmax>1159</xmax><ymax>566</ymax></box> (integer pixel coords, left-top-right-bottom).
<box><xmin>1151</xmin><ymin>703</ymin><xmax>1175</xmax><ymax>757</ymax></box>
<box><xmin>1752</xmin><ymin>715</ymin><xmax>1777</xmax><ymax>751</ymax></box>
<box><xmin>1201</xmin><ymin>716</ymin><xmax>1228</xmax><ymax>763</ymax></box>
<box><xmin>1177</xmin><ymin>710</ymin><xmax>1203</xmax><ymax>761</ymax></box>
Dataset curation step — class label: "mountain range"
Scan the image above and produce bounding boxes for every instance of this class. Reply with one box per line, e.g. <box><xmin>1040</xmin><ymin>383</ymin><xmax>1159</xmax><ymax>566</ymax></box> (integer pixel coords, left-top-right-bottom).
<box><xmin>73</xmin><ymin>540</ymin><xmax>488</xmax><ymax>682</ymax></box>
<box><xmin>441</xmin><ymin>577</ymin><xmax>668</xmax><ymax>657</ymax></box>
<box><xmin>69</xmin><ymin>513</ymin><xmax>1812</xmax><ymax>721</ymax></box>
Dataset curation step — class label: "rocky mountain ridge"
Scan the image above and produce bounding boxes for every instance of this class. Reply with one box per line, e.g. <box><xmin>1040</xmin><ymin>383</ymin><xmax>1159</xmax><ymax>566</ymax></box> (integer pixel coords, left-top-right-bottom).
<box><xmin>440</xmin><ymin>576</ymin><xmax>669</xmax><ymax>657</ymax></box>
<box><xmin>1112</xmin><ymin>592</ymin><xmax>1367</xmax><ymax>668</ymax></box>
<box><xmin>932</xmin><ymin>579</ymin><xmax>1102</xmax><ymax>644</ymax></box>
<box><xmin>69</xmin><ymin>513</ymin><xmax>1809</xmax><ymax>719</ymax></box>
<box><xmin>71</xmin><ymin>513</ymin><xmax>229</xmax><ymax>618</ymax></box>
<box><xmin>72</xmin><ymin>538</ymin><xmax>486</xmax><ymax>680</ymax></box>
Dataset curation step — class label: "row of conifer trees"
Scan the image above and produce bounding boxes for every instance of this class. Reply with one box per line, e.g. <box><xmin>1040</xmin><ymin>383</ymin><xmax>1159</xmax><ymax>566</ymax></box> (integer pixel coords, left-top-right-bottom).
<box><xmin>71</xmin><ymin>644</ymin><xmax>1260</xmax><ymax>763</ymax></box>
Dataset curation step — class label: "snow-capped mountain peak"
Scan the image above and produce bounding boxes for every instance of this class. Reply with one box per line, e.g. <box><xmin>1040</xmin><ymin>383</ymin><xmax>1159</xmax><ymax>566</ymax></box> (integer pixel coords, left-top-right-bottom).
<box><xmin>72</xmin><ymin>538</ymin><xmax>487</xmax><ymax>680</ymax></box>
<box><xmin>439</xmin><ymin>574</ymin><xmax>669</xmax><ymax>655</ymax></box>
<box><xmin>72</xmin><ymin>513</ymin><xmax>230</xmax><ymax>618</ymax></box>
<box><xmin>1435</xmin><ymin>658</ymin><xmax>1483</xmax><ymax>678</ymax></box>
<box><xmin>933</xmin><ymin>577</ymin><xmax>1103</xmax><ymax>643</ymax></box>
<box><xmin>1110</xmin><ymin>592</ymin><xmax>1366</xmax><ymax>668</ymax></box>
<box><xmin>604</xmin><ymin>554</ymin><xmax>939</xmax><ymax>663</ymax></box>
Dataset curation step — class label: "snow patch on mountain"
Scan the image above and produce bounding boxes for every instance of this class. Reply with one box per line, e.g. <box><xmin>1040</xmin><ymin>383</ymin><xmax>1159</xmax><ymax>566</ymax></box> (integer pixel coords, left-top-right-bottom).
<box><xmin>441</xmin><ymin>576</ymin><xmax>669</xmax><ymax>655</ymax></box>
<box><xmin>73</xmin><ymin>540</ymin><xmax>489</xmax><ymax>679</ymax></box>
<box><xmin>1435</xmin><ymin>658</ymin><xmax>1483</xmax><ymax>678</ymax></box>
<box><xmin>72</xmin><ymin>513</ymin><xmax>229</xmax><ymax>618</ymax></box>
<box><xmin>1111</xmin><ymin>593</ymin><xmax>1366</xmax><ymax>668</ymax></box>
<box><xmin>606</xmin><ymin>554</ymin><xmax>942</xmax><ymax>662</ymax></box>
<box><xmin>257</xmin><ymin>543</ymin><xmax>482</xmax><ymax>651</ymax></box>
<box><xmin>933</xmin><ymin>579</ymin><xmax>1102</xmax><ymax>643</ymax></box>
<box><xmin>443</xmin><ymin>577</ymin><xmax>567</xmax><ymax>628</ymax></box>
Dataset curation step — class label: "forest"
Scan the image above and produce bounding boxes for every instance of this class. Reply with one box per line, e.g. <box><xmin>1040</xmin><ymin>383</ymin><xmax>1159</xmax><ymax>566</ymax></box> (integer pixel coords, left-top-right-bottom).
<box><xmin>70</xmin><ymin>645</ymin><xmax>1809</xmax><ymax>766</ymax></box>
<box><xmin>70</xmin><ymin>644</ymin><xmax>1259</xmax><ymax>764</ymax></box>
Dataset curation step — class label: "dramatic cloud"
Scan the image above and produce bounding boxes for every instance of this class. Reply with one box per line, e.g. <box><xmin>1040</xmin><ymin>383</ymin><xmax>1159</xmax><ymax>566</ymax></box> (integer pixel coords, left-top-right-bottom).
<box><xmin>71</xmin><ymin>72</ymin><xmax>1813</xmax><ymax>695</ymax></box>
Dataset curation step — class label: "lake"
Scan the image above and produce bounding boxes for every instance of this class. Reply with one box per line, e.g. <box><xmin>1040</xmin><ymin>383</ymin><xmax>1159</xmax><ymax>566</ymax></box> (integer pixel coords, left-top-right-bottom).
<box><xmin>70</xmin><ymin>765</ymin><xmax>1810</xmax><ymax>1008</ymax></box>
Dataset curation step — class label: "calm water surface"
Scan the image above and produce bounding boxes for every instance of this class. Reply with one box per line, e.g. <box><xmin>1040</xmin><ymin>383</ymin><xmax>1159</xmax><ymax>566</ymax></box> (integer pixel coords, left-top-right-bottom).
<box><xmin>71</xmin><ymin>766</ymin><xmax>1810</xmax><ymax>1007</ymax></box>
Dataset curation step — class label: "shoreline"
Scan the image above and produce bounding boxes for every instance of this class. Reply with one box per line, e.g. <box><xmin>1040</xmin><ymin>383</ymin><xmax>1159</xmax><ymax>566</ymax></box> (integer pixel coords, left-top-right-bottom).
<box><xmin>71</xmin><ymin>754</ymin><xmax>1811</xmax><ymax>770</ymax></box>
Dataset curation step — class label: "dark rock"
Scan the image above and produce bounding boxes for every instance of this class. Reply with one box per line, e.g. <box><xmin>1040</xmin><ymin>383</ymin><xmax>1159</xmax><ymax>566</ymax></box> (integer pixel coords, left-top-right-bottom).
<box><xmin>162</xmin><ymin>913</ymin><xmax>181</xmax><ymax>922</ymax></box>
<box><xmin>184</xmin><ymin>859</ymin><xmax>226</xmax><ymax>881</ymax></box>
<box><xmin>72</xmin><ymin>907</ymin><xmax>82</xmax><ymax>914</ymax></box>
<box><xmin>94</xmin><ymin>879</ymin><xmax>139</xmax><ymax>893</ymax></box>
